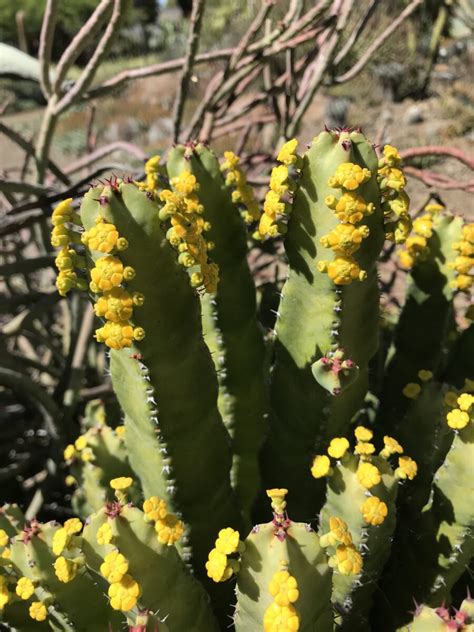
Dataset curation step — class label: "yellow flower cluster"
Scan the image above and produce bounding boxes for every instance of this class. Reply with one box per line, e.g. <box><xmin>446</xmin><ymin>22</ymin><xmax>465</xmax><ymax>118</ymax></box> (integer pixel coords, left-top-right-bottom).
<box><xmin>258</xmin><ymin>139</ymin><xmax>301</xmax><ymax>238</ymax></box>
<box><xmin>54</xmin><ymin>556</ymin><xmax>78</xmax><ymax>583</ymax></box>
<box><xmin>63</xmin><ymin>432</ymin><xmax>94</xmax><ymax>463</ymax></box>
<box><xmin>397</xmin><ymin>208</ymin><xmax>436</xmax><ymax>269</ymax></box>
<box><xmin>446</xmin><ymin>392</ymin><xmax>473</xmax><ymax>430</ymax></box>
<box><xmin>99</xmin><ymin>550</ymin><xmax>141</xmax><ymax>611</ymax></box>
<box><xmin>159</xmin><ymin>170</ymin><xmax>219</xmax><ymax>293</ymax></box>
<box><xmin>52</xmin><ymin>518</ymin><xmax>83</xmax><ymax>556</ymax></box>
<box><xmin>137</xmin><ymin>155</ymin><xmax>162</xmax><ymax>195</ymax></box>
<box><xmin>319</xmin><ymin>162</ymin><xmax>373</xmax><ymax>285</ymax></box>
<box><xmin>311</xmin><ymin>427</ymin><xmax>416</xmax><ymax>526</ymax></box>
<box><xmin>0</xmin><ymin>530</ymin><xmax>8</xmax><ymax>548</ymax></box>
<box><xmin>264</xmin><ymin>565</ymin><xmax>300</xmax><ymax>632</ymax></box>
<box><xmin>266</xmin><ymin>488</ymin><xmax>288</xmax><ymax>515</ymax></box>
<box><xmin>377</xmin><ymin>145</ymin><xmax>411</xmax><ymax>246</ymax></box>
<box><xmin>142</xmin><ymin>496</ymin><xmax>185</xmax><ymax>546</ymax></box>
<box><xmin>320</xmin><ymin>517</ymin><xmax>363</xmax><ymax>576</ymax></box>
<box><xmin>29</xmin><ymin>601</ymin><xmax>48</xmax><ymax>621</ymax></box>
<box><xmin>97</xmin><ymin>523</ymin><xmax>114</xmax><ymax>545</ymax></box>
<box><xmin>86</xmin><ymin>226</ymin><xmax>145</xmax><ymax>348</ymax></box>
<box><xmin>205</xmin><ymin>527</ymin><xmax>241</xmax><ymax>582</ymax></box>
<box><xmin>51</xmin><ymin>199</ymin><xmax>88</xmax><ymax>296</ymax></box>
<box><xmin>220</xmin><ymin>151</ymin><xmax>260</xmax><ymax>224</ymax></box>
<box><xmin>450</xmin><ymin>223</ymin><xmax>473</xmax><ymax>292</ymax></box>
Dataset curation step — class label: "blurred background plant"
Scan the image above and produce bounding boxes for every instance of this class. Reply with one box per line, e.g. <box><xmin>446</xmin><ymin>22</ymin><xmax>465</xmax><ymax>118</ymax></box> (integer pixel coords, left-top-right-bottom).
<box><xmin>0</xmin><ymin>0</ymin><xmax>472</xmax><ymax>526</ymax></box>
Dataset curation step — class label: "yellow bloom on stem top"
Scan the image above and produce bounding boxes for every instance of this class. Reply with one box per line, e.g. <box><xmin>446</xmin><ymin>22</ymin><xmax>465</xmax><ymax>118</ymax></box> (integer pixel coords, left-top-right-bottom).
<box><xmin>311</xmin><ymin>455</ymin><xmax>331</xmax><ymax>479</ymax></box>
<box><xmin>266</xmin><ymin>489</ymin><xmax>288</xmax><ymax>514</ymax></box>
<box><xmin>64</xmin><ymin>518</ymin><xmax>82</xmax><ymax>535</ymax></box>
<box><xmin>52</xmin><ymin>527</ymin><xmax>70</xmax><ymax>556</ymax></box>
<box><xmin>446</xmin><ymin>408</ymin><xmax>470</xmax><ymax>430</ymax></box>
<box><xmin>354</xmin><ymin>426</ymin><xmax>373</xmax><ymax>442</ymax></box>
<box><xmin>331</xmin><ymin>544</ymin><xmax>363</xmax><ymax>575</ymax></box>
<box><xmin>205</xmin><ymin>549</ymin><xmax>234</xmax><ymax>582</ymax></box>
<box><xmin>82</xmin><ymin>222</ymin><xmax>128</xmax><ymax>254</ymax></box>
<box><xmin>277</xmin><ymin>139</ymin><xmax>299</xmax><ymax>166</ymax></box>
<box><xmin>380</xmin><ymin>436</ymin><xmax>403</xmax><ymax>458</ymax></box>
<box><xmin>110</xmin><ymin>477</ymin><xmax>133</xmax><ymax>491</ymax></box>
<box><xmin>458</xmin><ymin>393</ymin><xmax>474</xmax><ymax>412</ymax></box>
<box><xmin>327</xmin><ymin>437</ymin><xmax>350</xmax><ymax>459</ymax></box>
<box><xmin>361</xmin><ymin>496</ymin><xmax>388</xmax><ymax>526</ymax></box>
<box><xmin>355</xmin><ymin>441</ymin><xmax>376</xmax><ymax>456</ymax></box>
<box><xmin>215</xmin><ymin>528</ymin><xmax>240</xmax><ymax>555</ymax></box>
<box><xmin>395</xmin><ymin>456</ymin><xmax>418</xmax><ymax>480</ymax></box>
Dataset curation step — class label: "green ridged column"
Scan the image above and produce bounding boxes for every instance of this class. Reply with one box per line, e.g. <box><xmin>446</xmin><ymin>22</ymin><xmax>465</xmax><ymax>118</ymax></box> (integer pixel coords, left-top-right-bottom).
<box><xmin>261</xmin><ymin>129</ymin><xmax>385</xmax><ymax>519</ymax></box>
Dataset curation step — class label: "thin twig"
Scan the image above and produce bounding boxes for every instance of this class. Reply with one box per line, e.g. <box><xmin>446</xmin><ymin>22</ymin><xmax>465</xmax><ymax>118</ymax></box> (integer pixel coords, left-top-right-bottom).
<box><xmin>38</xmin><ymin>0</ymin><xmax>58</xmax><ymax>98</ymax></box>
<box><xmin>333</xmin><ymin>0</ymin><xmax>380</xmax><ymax>66</ymax></box>
<box><xmin>404</xmin><ymin>166</ymin><xmax>474</xmax><ymax>192</ymax></box>
<box><xmin>172</xmin><ymin>0</ymin><xmax>206</xmax><ymax>143</ymax></box>
<box><xmin>0</xmin><ymin>121</ymin><xmax>70</xmax><ymax>185</ymax></box>
<box><xmin>52</xmin><ymin>0</ymin><xmax>113</xmax><ymax>94</ymax></box>
<box><xmin>400</xmin><ymin>146</ymin><xmax>474</xmax><ymax>170</ymax></box>
<box><xmin>64</xmin><ymin>142</ymin><xmax>146</xmax><ymax>175</ymax></box>
<box><xmin>334</xmin><ymin>0</ymin><xmax>424</xmax><ymax>84</ymax></box>
<box><xmin>55</xmin><ymin>0</ymin><xmax>126</xmax><ymax>113</ymax></box>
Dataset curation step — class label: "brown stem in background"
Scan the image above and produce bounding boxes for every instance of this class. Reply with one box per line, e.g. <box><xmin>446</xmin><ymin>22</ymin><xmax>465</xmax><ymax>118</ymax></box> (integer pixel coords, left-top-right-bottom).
<box><xmin>400</xmin><ymin>146</ymin><xmax>474</xmax><ymax>170</ymax></box>
<box><xmin>38</xmin><ymin>0</ymin><xmax>59</xmax><ymax>98</ymax></box>
<box><xmin>172</xmin><ymin>0</ymin><xmax>206</xmax><ymax>143</ymax></box>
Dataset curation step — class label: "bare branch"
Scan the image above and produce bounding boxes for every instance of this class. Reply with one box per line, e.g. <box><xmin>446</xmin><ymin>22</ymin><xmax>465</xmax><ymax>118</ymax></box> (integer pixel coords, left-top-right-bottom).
<box><xmin>400</xmin><ymin>146</ymin><xmax>474</xmax><ymax>170</ymax></box>
<box><xmin>173</xmin><ymin>0</ymin><xmax>206</xmax><ymax>143</ymax></box>
<box><xmin>333</xmin><ymin>0</ymin><xmax>380</xmax><ymax>66</ymax></box>
<box><xmin>404</xmin><ymin>166</ymin><xmax>474</xmax><ymax>192</ymax></box>
<box><xmin>334</xmin><ymin>0</ymin><xmax>423</xmax><ymax>84</ymax></box>
<box><xmin>53</xmin><ymin>0</ymin><xmax>113</xmax><ymax>95</ymax></box>
<box><xmin>64</xmin><ymin>141</ymin><xmax>147</xmax><ymax>175</ymax></box>
<box><xmin>38</xmin><ymin>0</ymin><xmax>58</xmax><ymax>98</ymax></box>
<box><xmin>55</xmin><ymin>0</ymin><xmax>126</xmax><ymax>114</ymax></box>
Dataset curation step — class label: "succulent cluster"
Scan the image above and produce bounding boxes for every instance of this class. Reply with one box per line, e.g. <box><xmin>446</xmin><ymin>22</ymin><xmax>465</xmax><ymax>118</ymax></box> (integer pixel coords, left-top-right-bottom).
<box><xmin>2</xmin><ymin>128</ymin><xmax>472</xmax><ymax>631</ymax></box>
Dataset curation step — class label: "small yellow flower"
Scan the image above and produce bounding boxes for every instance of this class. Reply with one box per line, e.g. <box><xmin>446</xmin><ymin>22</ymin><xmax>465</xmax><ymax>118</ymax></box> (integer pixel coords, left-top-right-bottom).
<box><xmin>63</xmin><ymin>444</ymin><xmax>76</xmax><ymax>461</ymax></box>
<box><xmin>97</xmin><ymin>523</ymin><xmax>114</xmax><ymax>546</ymax></box>
<box><xmin>100</xmin><ymin>551</ymin><xmax>129</xmax><ymax>583</ymax></box>
<box><xmin>354</xmin><ymin>442</ymin><xmax>375</xmax><ymax>456</ymax></box>
<box><xmin>0</xmin><ymin>530</ymin><xmax>8</xmax><ymax>548</ymax></box>
<box><xmin>320</xmin><ymin>517</ymin><xmax>353</xmax><ymax>548</ymax></box>
<box><xmin>402</xmin><ymin>383</ymin><xmax>421</xmax><ymax>399</ymax></box>
<box><xmin>446</xmin><ymin>408</ymin><xmax>470</xmax><ymax>430</ymax></box>
<box><xmin>328</xmin><ymin>162</ymin><xmax>371</xmax><ymax>191</ymax></box>
<box><xmin>155</xmin><ymin>514</ymin><xmax>185</xmax><ymax>546</ymax></box>
<box><xmin>64</xmin><ymin>518</ymin><xmax>82</xmax><ymax>535</ymax></box>
<box><xmin>110</xmin><ymin>477</ymin><xmax>133</xmax><ymax>491</ymax></box>
<box><xmin>94</xmin><ymin>288</ymin><xmax>134</xmax><ymax>323</ymax></box>
<box><xmin>16</xmin><ymin>577</ymin><xmax>35</xmax><ymax>600</ymax></box>
<box><xmin>333</xmin><ymin>544</ymin><xmax>363</xmax><ymax>575</ymax></box>
<box><xmin>382</xmin><ymin>144</ymin><xmax>401</xmax><ymax>166</ymax></box>
<box><xmin>263</xmin><ymin>602</ymin><xmax>300</xmax><ymax>632</ymax></box>
<box><xmin>457</xmin><ymin>393</ymin><xmax>474</xmax><ymax>412</ymax></box>
<box><xmin>354</xmin><ymin>426</ymin><xmax>373</xmax><ymax>442</ymax></box>
<box><xmin>268</xmin><ymin>570</ymin><xmax>299</xmax><ymax>607</ymax></box>
<box><xmin>206</xmin><ymin>548</ymin><xmax>233</xmax><ymax>582</ymax></box>
<box><xmin>380</xmin><ymin>436</ymin><xmax>403</xmax><ymax>458</ymax></box>
<box><xmin>108</xmin><ymin>574</ymin><xmax>140</xmax><ymax>611</ymax></box>
<box><xmin>215</xmin><ymin>528</ymin><xmax>240</xmax><ymax>555</ymax></box>
<box><xmin>360</xmin><ymin>496</ymin><xmax>388</xmax><ymax>526</ymax></box>
<box><xmin>74</xmin><ymin>435</ymin><xmax>87</xmax><ymax>451</ymax></box>
<box><xmin>29</xmin><ymin>601</ymin><xmax>47</xmax><ymax>622</ymax></box>
<box><xmin>266</xmin><ymin>489</ymin><xmax>288</xmax><ymax>514</ymax></box>
<box><xmin>317</xmin><ymin>255</ymin><xmax>367</xmax><ymax>285</ymax></box>
<box><xmin>54</xmin><ymin>556</ymin><xmax>78</xmax><ymax>583</ymax></box>
<box><xmin>65</xmin><ymin>475</ymin><xmax>76</xmax><ymax>487</ymax></box>
<box><xmin>143</xmin><ymin>497</ymin><xmax>168</xmax><ymax>522</ymax></box>
<box><xmin>417</xmin><ymin>369</ymin><xmax>433</xmax><ymax>382</ymax></box>
<box><xmin>52</xmin><ymin>527</ymin><xmax>70</xmax><ymax>556</ymax></box>
<box><xmin>95</xmin><ymin>321</ymin><xmax>135</xmax><ymax>350</ymax></box>
<box><xmin>311</xmin><ymin>455</ymin><xmax>331</xmax><ymax>479</ymax></box>
<box><xmin>356</xmin><ymin>462</ymin><xmax>381</xmax><ymax>489</ymax></box>
<box><xmin>395</xmin><ymin>456</ymin><xmax>418</xmax><ymax>480</ymax></box>
<box><xmin>327</xmin><ymin>437</ymin><xmax>350</xmax><ymax>459</ymax></box>
<box><xmin>115</xmin><ymin>425</ymin><xmax>125</xmax><ymax>437</ymax></box>
<box><xmin>277</xmin><ymin>139</ymin><xmax>299</xmax><ymax>166</ymax></box>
